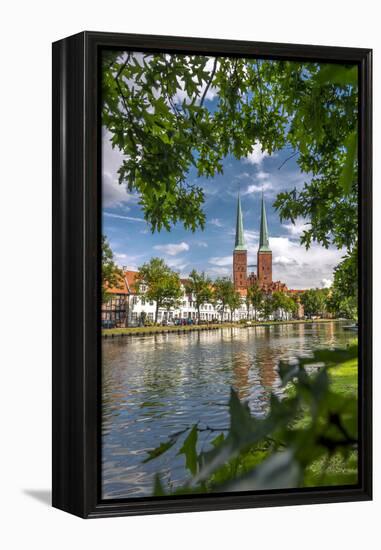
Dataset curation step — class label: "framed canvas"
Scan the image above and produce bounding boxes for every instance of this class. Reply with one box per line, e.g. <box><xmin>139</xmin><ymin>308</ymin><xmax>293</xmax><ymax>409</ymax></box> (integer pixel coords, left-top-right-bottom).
<box><xmin>52</xmin><ymin>31</ymin><xmax>372</xmax><ymax>518</ymax></box>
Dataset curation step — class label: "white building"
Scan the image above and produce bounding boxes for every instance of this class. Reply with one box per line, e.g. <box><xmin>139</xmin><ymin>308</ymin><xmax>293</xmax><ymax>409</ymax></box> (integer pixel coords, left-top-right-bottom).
<box><xmin>123</xmin><ymin>271</ymin><xmax>252</xmax><ymax>326</ymax></box>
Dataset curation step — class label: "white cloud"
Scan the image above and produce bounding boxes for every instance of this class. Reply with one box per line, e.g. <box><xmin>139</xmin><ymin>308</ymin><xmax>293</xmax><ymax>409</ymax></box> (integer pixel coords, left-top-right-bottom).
<box><xmin>244</xmin><ymin>143</ymin><xmax>270</xmax><ymax>165</ymax></box>
<box><xmin>208</xmin><ymin>256</ymin><xmax>232</xmax><ymax>267</ymax></box>
<box><xmin>102</xmin><ymin>171</ymin><xmax>138</xmax><ymax>208</ymax></box>
<box><xmin>273</xmin><ymin>256</ymin><xmax>297</xmax><ymax>266</ymax></box>
<box><xmin>243</xmin><ymin>229</ymin><xmax>259</xmax><ymax>245</ymax></box>
<box><xmin>321</xmin><ymin>278</ymin><xmax>333</xmax><ymax>288</ymax></box>
<box><xmin>209</xmin><ymin>218</ymin><xmax>223</xmax><ymax>227</ymax></box>
<box><xmin>256</xmin><ymin>171</ymin><xmax>270</xmax><ymax>180</ymax></box>
<box><xmin>207</xmin><ymin>266</ymin><xmax>231</xmax><ymax>278</ymax></box>
<box><xmin>243</xmin><ymin>181</ymin><xmax>273</xmax><ymax>195</ymax></box>
<box><xmin>166</xmin><ymin>257</ymin><xmax>189</xmax><ymax>273</ymax></box>
<box><xmin>103</xmin><ymin>212</ymin><xmax>145</xmax><ymax>223</ymax></box>
<box><xmin>282</xmin><ymin>219</ymin><xmax>309</xmax><ymax>238</ymax></box>
<box><xmin>262</xmin><ymin>237</ymin><xmax>344</xmax><ymax>289</ymax></box>
<box><xmin>154</xmin><ymin>242</ymin><xmax>190</xmax><ymax>256</ymax></box>
<box><xmin>195</xmin><ymin>241</ymin><xmax>208</xmax><ymax>248</ymax></box>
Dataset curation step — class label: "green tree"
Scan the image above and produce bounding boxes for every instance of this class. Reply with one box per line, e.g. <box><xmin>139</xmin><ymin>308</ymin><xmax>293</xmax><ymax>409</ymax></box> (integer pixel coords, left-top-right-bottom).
<box><xmin>102</xmin><ymin>235</ymin><xmax>123</xmax><ymax>303</ymax></box>
<box><xmin>135</xmin><ymin>258</ymin><xmax>182</xmax><ymax>323</ymax></box>
<box><xmin>246</xmin><ymin>283</ymin><xmax>264</xmax><ymax>321</ymax></box>
<box><xmin>327</xmin><ymin>249</ymin><xmax>358</xmax><ymax>319</ymax></box>
<box><xmin>271</xmin><ymin>291</ymin><xmax>285</xmax><ymax>320</ymax></box>
<box><xmin>261</xmin><ymin>293</ymin><xmax>274</xmax><ymax>321</ymax></box>
<box><xmin>301</xmin><ymin>288</ymin><xmax>328</xmax><ymax>319</ymax></box>
<box><xmin>227</xmin><ymin>290</ymin><xmax>242</xmax><ymax>322</ymax></box>
<box><xmin>286</xmin><ymin>294</ymin><xmax>299</xmax><ymax>319</ymax></box>
<box><xmin>213</xmin><ymin>277</ymin><xmax>235</xmax><ymax>322</ymax></box>
<box><xmin>185</xmin><ymin>270</ymin><xmax>213</xmax><ymax>323</ymax></box>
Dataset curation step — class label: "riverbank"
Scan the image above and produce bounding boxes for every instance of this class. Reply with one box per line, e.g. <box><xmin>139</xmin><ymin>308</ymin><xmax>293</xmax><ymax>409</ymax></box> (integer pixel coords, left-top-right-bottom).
<box><xmin>291</xmin><ymin>351</ymin><xmax>358</xmax><ymax>487</ymax></box>
<box><xmin>102</xmin><ymin>318</ymin><xmax>343</xmax><ymax>338</ymax></box>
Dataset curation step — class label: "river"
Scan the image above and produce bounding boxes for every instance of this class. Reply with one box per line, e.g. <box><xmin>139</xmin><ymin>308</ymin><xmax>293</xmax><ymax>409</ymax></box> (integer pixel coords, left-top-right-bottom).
<box><xmin>102</xmin><ymin>321</ymin><xmax>354</xmax><ymax>499</ymax></box>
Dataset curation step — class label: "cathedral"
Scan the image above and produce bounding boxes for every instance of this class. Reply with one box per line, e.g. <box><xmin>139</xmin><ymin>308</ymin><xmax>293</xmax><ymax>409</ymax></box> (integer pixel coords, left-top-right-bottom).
<box><xmin>233</xmin><ymin>193</ymin><xmax>288</xmax><ymax>296</ymax></box>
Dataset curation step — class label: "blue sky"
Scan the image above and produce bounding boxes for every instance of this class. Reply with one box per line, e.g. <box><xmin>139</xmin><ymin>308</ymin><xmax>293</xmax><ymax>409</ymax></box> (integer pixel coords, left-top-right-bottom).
<box><xmin>102</xmin><ymin>132</ymin><xmax>344</xmax><ymax>290</ymax></box>
<box><xmin>102</xmin><ymin>56</ymin><xmax>345</xmax><ymax>290</ymax></box>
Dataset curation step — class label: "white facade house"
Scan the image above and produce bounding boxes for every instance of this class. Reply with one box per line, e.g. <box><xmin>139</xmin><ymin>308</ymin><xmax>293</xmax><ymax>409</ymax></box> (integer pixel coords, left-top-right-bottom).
<box><xmin>122</xmin><ymin>271</ymin><xmax>289</xmax><ymax>326</ymax></box>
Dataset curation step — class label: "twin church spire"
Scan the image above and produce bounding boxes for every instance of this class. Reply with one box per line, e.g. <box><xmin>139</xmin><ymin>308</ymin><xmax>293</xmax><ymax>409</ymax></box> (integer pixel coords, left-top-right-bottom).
<box><xmin>234</xmin><ymin>192</ymin><xmax>270</xmax><ymax>253</ymax></box>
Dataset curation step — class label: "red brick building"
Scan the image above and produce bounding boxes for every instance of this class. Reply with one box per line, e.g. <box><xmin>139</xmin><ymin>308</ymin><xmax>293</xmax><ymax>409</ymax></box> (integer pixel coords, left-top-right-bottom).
<box><xmin>233</xmin><ymin>192</ymin><xmax>290</xmax><ymax>295</ymax></box>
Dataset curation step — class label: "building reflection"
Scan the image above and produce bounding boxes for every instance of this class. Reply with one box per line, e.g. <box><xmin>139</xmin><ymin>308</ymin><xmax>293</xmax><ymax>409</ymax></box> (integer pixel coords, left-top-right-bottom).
<box><xmin>231</xmin><ymin>351</ymin><xmax>251</xmax><ymax>399</ymax></box>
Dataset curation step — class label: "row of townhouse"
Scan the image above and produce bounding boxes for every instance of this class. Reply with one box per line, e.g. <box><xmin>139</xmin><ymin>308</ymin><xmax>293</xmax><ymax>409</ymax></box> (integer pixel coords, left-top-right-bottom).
<box><xmin>102</xmin><ymin>270</ymin><xmax>296</xmax><ymax>328</ymax></box>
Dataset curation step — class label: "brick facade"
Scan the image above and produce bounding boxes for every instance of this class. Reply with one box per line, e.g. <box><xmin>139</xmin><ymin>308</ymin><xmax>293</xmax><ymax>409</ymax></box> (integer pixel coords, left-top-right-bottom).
<box><xmin>257</xmin><ymin>250</ymin><xmax>272</xmax><ymax>286</ymax></box>
<box><xmin>233</xmin><ymin>249</ymin><xmax>247</xmax><ymax>294</ymax></box>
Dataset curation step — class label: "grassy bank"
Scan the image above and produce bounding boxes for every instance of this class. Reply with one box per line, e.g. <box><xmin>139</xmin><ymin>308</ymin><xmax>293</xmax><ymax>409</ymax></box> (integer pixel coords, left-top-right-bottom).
<box><xmin>300</xmin><ymin>354</ymin><xmax>358</xmax><ymax>487</ymax></box>
<box><xmin>102</xmin><ymin>318</ymin><xmax>342</xmax><ymax>337</ymax></box>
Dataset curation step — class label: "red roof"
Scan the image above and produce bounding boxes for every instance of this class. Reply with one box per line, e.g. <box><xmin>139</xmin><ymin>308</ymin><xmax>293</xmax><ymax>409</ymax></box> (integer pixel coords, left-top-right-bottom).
<box><xmin>124</xmin><ymin>270</ymin><xmax>139</xmax><ymax>293</ymax></box>
<box><xmin>104</xmin><ymin>273</ymin><xmax>129</xmax><ymax>295</ymax></box>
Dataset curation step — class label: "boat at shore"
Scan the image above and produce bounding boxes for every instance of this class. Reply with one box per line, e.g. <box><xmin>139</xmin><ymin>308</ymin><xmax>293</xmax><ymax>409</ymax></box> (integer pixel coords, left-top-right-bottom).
<box><xmin>343</xmin><ymin>323</ymin><xmax>358</xmax><ymax>332</ymax></box>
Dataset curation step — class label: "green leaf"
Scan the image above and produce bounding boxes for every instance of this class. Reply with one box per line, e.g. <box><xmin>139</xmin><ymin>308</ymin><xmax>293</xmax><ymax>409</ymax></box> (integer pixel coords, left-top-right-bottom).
<box><xmin>178</xmin><ymin>424</ymin><xmax>198</xmax><ymax>475</ymax></box>
<box><xmin>211</xmin><ymin>433</ymin><xmax>225</xmax><ymax>448</ymax></box>
<box><xmin>143</xmin><ymin>439</ymin><xmax>176</xmax><ymax>463</ymax></box>
<box><xmin>316</xmin><ymin>65</ymin><xmax>357</xmax><ymax>88</ymax></box>
<box><xmin>339</xmin><ymin>131</ymin><xmax>357</xmax><ymax>195</ymax></box>
<box><xmin>153</xmin><ymin>474</ymin><xmax>166</xmax><ymax>496</ymax></box>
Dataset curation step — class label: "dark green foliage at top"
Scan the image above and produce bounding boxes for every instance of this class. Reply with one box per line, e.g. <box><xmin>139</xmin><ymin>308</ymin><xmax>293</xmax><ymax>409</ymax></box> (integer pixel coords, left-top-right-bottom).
<box><xmin>143</xmin><ymin>345</ymin><xmax>358</xmax><ymax>495</ymax></box>
<box><xmin>102</xmin><ymin>53</ymin><xmax>358</xmax><ymax>249</ymax></box>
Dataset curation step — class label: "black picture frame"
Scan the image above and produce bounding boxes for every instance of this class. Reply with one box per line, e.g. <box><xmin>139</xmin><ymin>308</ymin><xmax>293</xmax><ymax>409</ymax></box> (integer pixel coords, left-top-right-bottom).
<box><xmin>52</xmin><ymin>31</ymin><xmax>372</xmax><ymax>519</ymax></box>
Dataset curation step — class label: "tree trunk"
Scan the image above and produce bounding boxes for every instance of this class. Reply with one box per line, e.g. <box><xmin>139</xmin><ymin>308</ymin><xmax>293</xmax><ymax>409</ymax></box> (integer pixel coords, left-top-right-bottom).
<box><xmin>124</xmin><ymin>294</ymin><xmax>129</xmax><ymax>327</ymax></box>
<box><xmin>197</xmin><ymin>305</ymin><xmax>201</xmax><ymax>324</ymax></box>
<box><xmin>155</xmin><ymin>302</ymin><xmax>159</xmax><ymax>323</ymax></box>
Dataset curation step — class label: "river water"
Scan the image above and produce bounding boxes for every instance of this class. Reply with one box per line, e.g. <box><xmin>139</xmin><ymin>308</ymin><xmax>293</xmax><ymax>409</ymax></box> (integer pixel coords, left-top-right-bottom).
<box><xmin>102</xmin><ymin>321</ymin><xmax>354</xmax><ymax>499</ymax></box>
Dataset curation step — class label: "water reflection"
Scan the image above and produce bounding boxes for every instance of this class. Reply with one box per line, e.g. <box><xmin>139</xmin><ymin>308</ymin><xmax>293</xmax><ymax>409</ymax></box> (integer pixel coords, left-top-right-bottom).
<box><xmin>102</xmin><ymin>321</ymin><xmax>353</xmax><ymax>499</ymax></box>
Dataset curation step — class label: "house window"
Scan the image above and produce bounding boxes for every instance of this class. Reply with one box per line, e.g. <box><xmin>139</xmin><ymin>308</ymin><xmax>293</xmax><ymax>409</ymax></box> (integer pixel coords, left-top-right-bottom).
<box><xmin>141</xmin><ymin>298</ymin><xmax>145</xmax><ymax>306</ymax></box>
<box><xmin>132</xmin><ymin>296</ymin><xmax>137</xmax><ymax>305</ymax></box>
<box><xmin>148</xmin><ymin>312</ymin><xmax>154</xmax><ymax>321</ymax></box>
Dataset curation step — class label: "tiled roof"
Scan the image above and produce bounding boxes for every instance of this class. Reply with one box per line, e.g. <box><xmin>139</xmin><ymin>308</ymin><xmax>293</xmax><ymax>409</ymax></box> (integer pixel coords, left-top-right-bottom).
<box><xmin>124</xmin><ymin>270</ymin><xmax>139</xmax><ymax>293</ymax></box>
<box><xmin>104</xmin><ymin>274</ymin><xmax>128</xmax><ymax>295</ymax></box>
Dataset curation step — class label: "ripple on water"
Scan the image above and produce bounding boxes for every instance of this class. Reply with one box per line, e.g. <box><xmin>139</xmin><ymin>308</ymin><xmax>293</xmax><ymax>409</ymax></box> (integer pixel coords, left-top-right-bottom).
<box><xmin>102</xmin><ymin>322</ymin><xmax>354</xmax><ymax>499</ymax></box>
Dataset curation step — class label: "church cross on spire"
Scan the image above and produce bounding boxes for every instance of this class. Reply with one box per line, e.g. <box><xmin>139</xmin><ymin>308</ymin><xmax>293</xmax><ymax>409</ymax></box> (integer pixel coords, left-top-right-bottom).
<box><xmin>259</xmin><ymin>192</ymin><xmax>271</xmax><ymax>252</ymax></box>
<box><xmin>234</xmin><ymin>193</ymin><xmax>246</xmax><ymax>251</ymax></box>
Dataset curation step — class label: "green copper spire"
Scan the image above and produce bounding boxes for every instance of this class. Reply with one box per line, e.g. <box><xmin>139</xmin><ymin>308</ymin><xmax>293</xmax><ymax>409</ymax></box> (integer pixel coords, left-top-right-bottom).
<box><xmin>259</xmin><ymin>193</ymin><xmax>271</xmax><ymax>252</ymax></box>
<box><xmin>234</xmin><ymin>194</ymin><xmax>246</xmax><ymax>251</ymax></box>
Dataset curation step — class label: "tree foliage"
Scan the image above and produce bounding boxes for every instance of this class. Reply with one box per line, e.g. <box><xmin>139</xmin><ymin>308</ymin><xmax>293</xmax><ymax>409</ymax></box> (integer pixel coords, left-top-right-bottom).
<box><xmin>102</xmin><ymin>52</ymin><xmax>358</xmax><ymax>253</ymax></box>
<box><xmin>135</xmin><ymin>257</ymin><xmax>182</xmax><ymax>322</ymax></box>
<box><xmin>301</xmin><ymin>288</ymin><xmax>329</xmax><ymax>318</ymax></box>
<box><xmin>212</xmin><ymin>277</ymin><xmax>238</xmax><ymax>320</ymax></box>
<box><xmin>185</xmin><ymin>270</ymin><xmax>213</xmax><ymax>322</ymax></box>
<box><xmin>246</xmin><ymin>283</ymin><xmax>264</xmax><ymax>321</ymax></box>
<box><xmin>102</xmin><ymin>235</ymin><xmax>123</xmax><ymax>302</ymax></box>
<box><xmin>327</xmin><ymin>249</ymin><xmax>358</xmax><ymax>319</ymax></box>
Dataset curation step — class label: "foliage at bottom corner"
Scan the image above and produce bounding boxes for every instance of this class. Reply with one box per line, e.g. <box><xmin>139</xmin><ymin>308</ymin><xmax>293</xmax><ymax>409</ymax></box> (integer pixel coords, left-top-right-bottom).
<box><xmin>145</xmin><ymin>345</ymin><xmax>358</xmax><ymax>496</ymax></box>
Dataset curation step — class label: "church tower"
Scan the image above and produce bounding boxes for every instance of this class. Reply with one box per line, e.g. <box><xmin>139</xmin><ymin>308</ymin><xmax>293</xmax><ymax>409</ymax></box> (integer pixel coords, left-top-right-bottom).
<box><xmin>257</xmin><ymin>193</ymin><xmax>272</xmax><ymax>286</ymax></box>
<box><xmin>233</xmin><ymin>194</ymin><xmax>247</xmax><ymax>293</ymax></box>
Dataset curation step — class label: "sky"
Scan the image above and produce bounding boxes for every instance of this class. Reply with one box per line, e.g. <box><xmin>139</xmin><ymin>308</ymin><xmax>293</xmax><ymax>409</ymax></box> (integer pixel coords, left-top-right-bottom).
<box><xmin>102</xmin><ymin>56</ymin><xmax>345</xmax><ymax>290</ymax></box>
